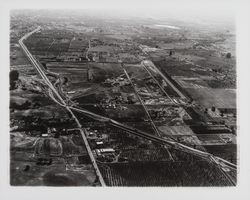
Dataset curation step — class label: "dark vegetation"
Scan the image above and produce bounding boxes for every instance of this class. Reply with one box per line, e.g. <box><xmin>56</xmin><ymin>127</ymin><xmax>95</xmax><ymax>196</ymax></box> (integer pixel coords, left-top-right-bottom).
<box><xmin>99</xmin><ymin>149</ymin><xmax>235</xmax><ymax>186</ymax></box>
<box><xmin>10</xmin><ymin>70</ymin><xmax>19</xmax><ymax>90</ymax></box>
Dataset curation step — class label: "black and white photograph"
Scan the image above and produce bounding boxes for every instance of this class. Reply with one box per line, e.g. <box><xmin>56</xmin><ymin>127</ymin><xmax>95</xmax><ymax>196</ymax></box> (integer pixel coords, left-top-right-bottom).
<box><xmin>1</xmin><ymin>0</ymin><xmax>250</xmax><ymax>199</ymax></box>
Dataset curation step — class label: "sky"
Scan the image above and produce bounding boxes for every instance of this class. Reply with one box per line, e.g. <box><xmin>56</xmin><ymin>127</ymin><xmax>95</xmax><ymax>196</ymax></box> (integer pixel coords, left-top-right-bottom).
<box><xmin>6</xmin><ymin>0</ymin><xmax>237</xmax><ymax>22</ymax></box>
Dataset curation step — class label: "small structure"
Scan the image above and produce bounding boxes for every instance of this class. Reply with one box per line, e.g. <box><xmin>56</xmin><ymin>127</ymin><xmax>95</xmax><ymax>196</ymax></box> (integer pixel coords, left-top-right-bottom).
<box><xmin>96</xmin><ymin>141</ymin><xmax>104</xmax><ymax>145</ymax></box>
<box><xmin>95</xmin><ymin>148</ymin><xmax>115</xmax><ymax>156</ymax></box>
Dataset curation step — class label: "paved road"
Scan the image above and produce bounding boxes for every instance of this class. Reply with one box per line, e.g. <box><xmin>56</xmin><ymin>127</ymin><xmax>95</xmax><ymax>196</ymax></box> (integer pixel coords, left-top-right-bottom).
<box><xmin>19</xmin><ymin>28</ymin><xmax>106</xmax><ymax>186</ymax></box>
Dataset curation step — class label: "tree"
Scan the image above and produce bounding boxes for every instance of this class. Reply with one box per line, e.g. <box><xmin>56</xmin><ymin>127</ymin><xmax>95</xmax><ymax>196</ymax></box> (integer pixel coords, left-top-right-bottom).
<box><xmin>169</xmin><ymin>50</ymin><xmax>173</xmax><ymax>56</ymax></box>
<box><xmin>23</xmin><ymin>165</ymin><xmax>30</xmax><ymax>172</ymax></box>
<box><xmin>226</xmin><ymin>52</ymin><xmax>231</xmax><ymax>58</ymax></box>
<box><xmin>10</xmin><ymin>70</ymin><xmax>19</xmax><ymax>82</ymax></box>
<box><xmin>42</xmin><ymin>62</ymin><xmax>47</xmax><ymax>70</ymax></box>
<box><xmin>62</xmin><ymin>77</ymin><xmax>68</xmax><ymax>85</ymax></box>
<box><xmin>211</xmin><ymin>106</ymin><xmax>216</xmax><ymax>112</ymax></box>
<box><xmin>9</xmin><ymin>70</ymin><xmax>19</xmax><ymax>90</ymax></box>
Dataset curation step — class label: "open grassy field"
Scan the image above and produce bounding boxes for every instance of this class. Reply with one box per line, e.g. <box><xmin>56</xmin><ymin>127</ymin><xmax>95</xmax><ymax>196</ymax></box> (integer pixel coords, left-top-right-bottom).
<box><xmin>10</xmin><ymin>129</ymin><xmax>97</xmax><ymax>186</ymax></box>
<box><xmin>10</xmin><ymin>153</ymin><xmax>95</xmax><ymax>186</ymax></box>
<box><xmin>157</xmin><ymin>125</ymin><xmax>194</xmax><ymax>136</ymax></box>
<box><xmin>123</xmin><ymin>63</ymin><xmax>150</xmax><ymax>80</ymax></box>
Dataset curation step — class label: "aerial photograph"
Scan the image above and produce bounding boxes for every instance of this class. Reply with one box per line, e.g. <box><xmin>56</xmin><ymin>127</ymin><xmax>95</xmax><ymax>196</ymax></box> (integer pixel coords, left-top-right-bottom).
<box><xmin>9</xmin><ymin>8</ymin><xmax>237</xmax><ymax>186</ymax></box>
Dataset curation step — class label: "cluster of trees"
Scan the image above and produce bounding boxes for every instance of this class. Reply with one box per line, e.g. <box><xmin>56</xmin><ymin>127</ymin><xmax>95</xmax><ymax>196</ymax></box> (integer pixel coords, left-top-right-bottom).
<box><xmin>9</xmin><ymin>70</ymin><xmax>19</xmax><ymax>90</ymax></box>
<box><xmin>169</xmin><ymin>50</ymin><xmax>174</xmax><ymax>56</ymax></box>
<box><xmin>226</xmin><ymin>52</ymin><xmax>231</xmax><ymax>59</ymax></box>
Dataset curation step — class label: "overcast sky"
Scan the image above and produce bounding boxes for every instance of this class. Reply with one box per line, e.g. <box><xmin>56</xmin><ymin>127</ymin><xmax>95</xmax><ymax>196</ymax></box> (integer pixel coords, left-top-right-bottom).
<box><xmin>7</xmin><ymin>0</ymin><xmax>237</xmax><ymax>22</ymax></box>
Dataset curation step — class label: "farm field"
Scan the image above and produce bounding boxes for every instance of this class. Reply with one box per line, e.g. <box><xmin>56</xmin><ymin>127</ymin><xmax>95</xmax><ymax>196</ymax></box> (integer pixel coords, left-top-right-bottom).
<box><xmin>99</xmin><ymin>159</ymin><xmax>233</xmax><ymax>186</ymax></box>
<box><xmin>205</xmin><ymin>144</ymin><xmax>237</xmax><ymax>164</ymax></box>
<box><xmin>186</xmin><ymin>88</ymin><xmax>236</xmax><ymax>108</ymax></box>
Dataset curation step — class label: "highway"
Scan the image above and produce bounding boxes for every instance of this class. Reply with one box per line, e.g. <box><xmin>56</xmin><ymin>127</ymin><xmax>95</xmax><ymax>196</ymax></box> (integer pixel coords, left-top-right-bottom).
<box><xmin>20</xmin><ymin>27</ymin><xmax>236</xmax><ymax>186</ymax></box>
<box><xmin>19</xmin><ymin>28</ymin><xmax>106</xmax><ymax>187</ymax></box>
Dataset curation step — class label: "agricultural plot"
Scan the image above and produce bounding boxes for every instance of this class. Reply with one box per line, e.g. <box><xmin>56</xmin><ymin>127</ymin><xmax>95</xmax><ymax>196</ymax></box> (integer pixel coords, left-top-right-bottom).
<box><xmin>99</xmin><ymin>159</ymin><xmax>233</xmax><ymax>186</ymax></box>
<box><xmin>123</xmin><ymin>63</ymin><xmax>150</xmax><ymax>79</ymax></box>
<box><xmin>186</xmin><ymin>88</ymin><xmax>236</xmax><ymax>108</ymax></box>
<box><xmin>156</xmin><ymin>123</ymin><xmax>205</xmax><ymax>148</ymax></box>
<box><xmin>68</xmin><ymin>37</ymin><xmax>89</xmax><ymax>52</ymax></box>
<box><xmin>172</xmin><ymin>76</ymin><xmax>209</xmax><ymax>89</ymax></box>
<box><xmin>118</xmin><ymin>147</ymin><xmax>172</xmax><ymax>162</ymax></box>
<box><xmin>197</xmin><ymin>134</ymin><xmax>236</xmax><ymax>145</ymax></box>
<box><xmin>157</xmin><ymin>125</ymin><xmax>194</xmax><ymax>136</ymax></box>
<box><xmin>154</xmin><ymin>58</ymin><xmax>213</xmax><ymax>78</ymax></box>
<box><xmin>205</xmin><ymin>144</ymin><xmax>237</xmax><ymax>164</ymax></box>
